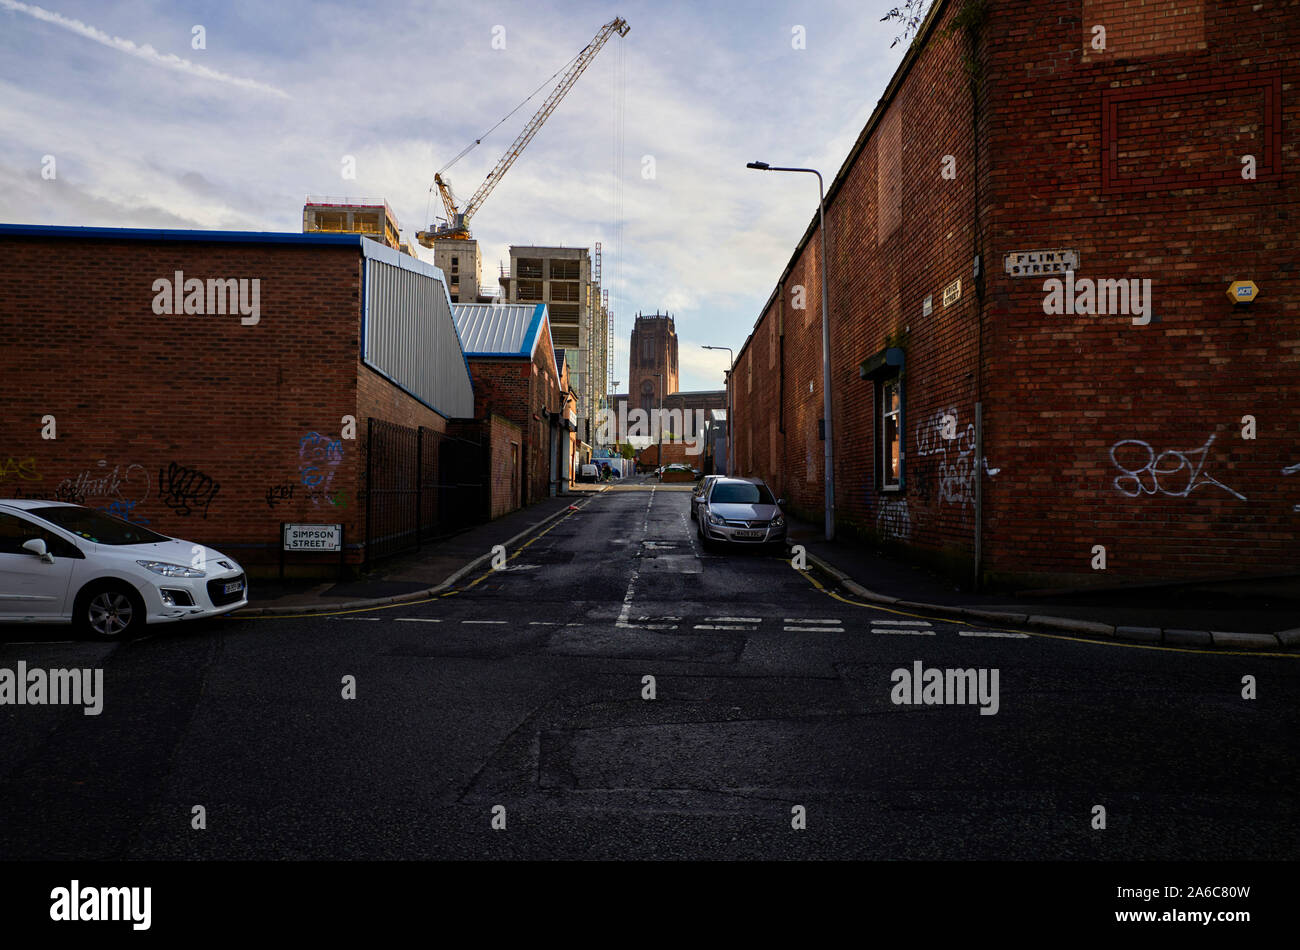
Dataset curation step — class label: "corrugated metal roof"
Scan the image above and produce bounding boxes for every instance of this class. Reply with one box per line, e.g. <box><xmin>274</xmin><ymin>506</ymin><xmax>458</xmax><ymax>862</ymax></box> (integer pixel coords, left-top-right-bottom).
<box><xmin>452</xmin><ymin>303</ymin><xmax>548</xmax><ymax>358</ymax></box>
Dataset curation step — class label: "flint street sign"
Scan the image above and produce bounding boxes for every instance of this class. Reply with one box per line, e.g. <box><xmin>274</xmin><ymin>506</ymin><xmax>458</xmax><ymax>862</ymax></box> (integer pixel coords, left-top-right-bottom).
<box><xmin>283</xmin><ymin>523</ymin><xmax>342</xmax><ymax>551</ymax></box>
<box><xmin>1004</xmin><ymin>249</ymin><xmax>1079</xmax><ymax>277</ymax></box>
<box><xmin>1226</xmin><ymin>280</ymin><xmax>1259</xmax><ymax>304</ymax></box>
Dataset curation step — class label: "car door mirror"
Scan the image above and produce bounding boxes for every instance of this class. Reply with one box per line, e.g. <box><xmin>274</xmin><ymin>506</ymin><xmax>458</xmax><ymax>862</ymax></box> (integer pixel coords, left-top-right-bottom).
<box><xmin>22</xmin><ymin>538</ymin><xmax>54</xmax><ymax>563</ymax></box>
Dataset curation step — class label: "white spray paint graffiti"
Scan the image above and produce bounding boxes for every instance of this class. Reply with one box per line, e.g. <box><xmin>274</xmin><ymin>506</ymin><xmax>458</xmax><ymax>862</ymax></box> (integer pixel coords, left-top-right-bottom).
<box><xmin>915</xmin><ymin>407</ymin><xmax>978</xmax><ymax>508</ymax></box>
<box><xmin>1109</xmin><ymin>434</ymin><xmax>1246</xmax><ymax>502</ymax></box>
<box><xmin>876</xmin><ymin>497</ymin><xmax>912</xmax><ymax>540</ymax></box>
<box><xmin>1284</xmin><ymin>462</ymin><xmax>1300</xmax><ymax>512</ymax></box>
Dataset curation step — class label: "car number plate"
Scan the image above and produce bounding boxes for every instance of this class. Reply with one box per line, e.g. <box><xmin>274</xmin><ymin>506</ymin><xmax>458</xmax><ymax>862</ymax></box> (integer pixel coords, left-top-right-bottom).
<box><xmin>224</xmin><ymin>581</ymin><xmax>244</xmax><ymax>595</ymax></box>
<box><xmin>733</xmin><ymin>530</ymin><xmax>764</xmax><ymax>539</ymax></box>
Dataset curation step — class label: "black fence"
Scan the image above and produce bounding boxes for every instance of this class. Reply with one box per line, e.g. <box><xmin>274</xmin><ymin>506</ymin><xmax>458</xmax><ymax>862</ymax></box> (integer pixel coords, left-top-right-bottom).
<box><xmin>364</xmin><ymin>418</ymin><xmax>489</xmax><ymax>565</ymax></box>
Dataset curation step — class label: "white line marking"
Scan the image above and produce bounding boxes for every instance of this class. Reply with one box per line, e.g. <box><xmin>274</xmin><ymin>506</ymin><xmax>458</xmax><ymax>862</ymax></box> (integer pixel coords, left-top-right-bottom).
<box><xmin>462</xmin><ymin>620</ymin><xmax>507</xmax><ymax>625</ymax></box>
<box><xmin>784</xmin><ymin>626</ymin><xmax>844</xmax><ymax>633</ymax></box>
<box><xmin>694</xmin><ymin>624</ymin><xmax>757</xmax><ymax>631</ymax></box>
<box><xmin>958</xmin><ymin>629</ymin><xmax>1029</xmax><ymax>639</ymax></box>
<box><xmin>396</xmin><ymin>618</ymin><xmax>441</xmax><ymax>623</ymax></box>
<box><xmin>784</xmin><ymin>618</ymin><xmax>840</xmax><ymax>623</ymax></box>
<box><xmin>872</xmin><ymin>627</ymin><xmax>935</xmax><ymax>635</ymax></box>
<box><xmin>342</xmin><ymin>617</ymin><xmax>381</xmax><ymax>621</ymax></box>
<box><xmin>705</xmin><ymin>616</ymin><xmax>762</xmax><ymax>623</ymax></box>
<box><xmin>872</xmin><ymin>620</ymin><xmax>932</xmax><ymax>627</ymax></box>
<box><xmin>528</xmin><ymin>621</ymin><xmax>559</xmax><ymax>626</ymax></box>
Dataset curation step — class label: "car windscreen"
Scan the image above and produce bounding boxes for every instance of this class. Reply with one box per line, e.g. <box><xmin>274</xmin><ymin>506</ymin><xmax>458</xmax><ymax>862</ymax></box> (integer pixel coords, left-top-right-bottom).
<box><xmin>28</xmin><ymin>506</ymin><xmax>171</xmax><ymax>545</ymax></box>
<box><xmin>709</xmin><ymin>482</ymin><xmax>775</xmax><ymax>505</ymax></box>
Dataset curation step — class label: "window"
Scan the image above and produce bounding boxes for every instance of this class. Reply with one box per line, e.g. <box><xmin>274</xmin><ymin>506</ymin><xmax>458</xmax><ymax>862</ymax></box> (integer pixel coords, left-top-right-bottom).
<box><xmin>0</xmin><ymin>512</ymin><xmax>82</xmax><ymax>557</ymax></box>
<box><xmin>640</xmin><ymin>379</ymin><xmax>656</xmax><ymax>416</ymax></box>
<box><xmin>709</xmin><ymin>481</ymin><xmax>775</xmax><ymax>505</ymax></box>
<box><xmin>642</xmin><ymin>335</ymin><xmax>654</xmax><ymax>362</ymax></box>
<box><xmin>27</xmin><ymin>506</ymin><xmax>166</xmax><ymax>547</ymax></box>
<box><xmin>880</xmin><ymin>376</ymin><xmax>902</xmax><ymax>489</ymax></box>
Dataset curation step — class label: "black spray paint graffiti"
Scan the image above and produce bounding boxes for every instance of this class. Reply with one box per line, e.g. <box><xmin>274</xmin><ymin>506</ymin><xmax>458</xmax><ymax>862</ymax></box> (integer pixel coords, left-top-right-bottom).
<box><xmin>158</xmin><ymin>462</ymin><xmax>220</xmax><ymax>518</ymax></box>
<box><xmin>57</xmin><ymin>460</ymin><xmax>152</xmax><ymax>523</ymax></box>
<box><xmin>1109</xmin><ymin>434</ymin><xmax>1246</xmax><ymax>502</ymax></box>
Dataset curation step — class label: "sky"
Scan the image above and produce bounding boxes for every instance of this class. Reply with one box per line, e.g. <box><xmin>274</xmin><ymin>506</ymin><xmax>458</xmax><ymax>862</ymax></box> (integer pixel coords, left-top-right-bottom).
<box><xmin>0</xmin><ymin>0</ymin><xmax>912</xmax><ymax>392</ymax></box>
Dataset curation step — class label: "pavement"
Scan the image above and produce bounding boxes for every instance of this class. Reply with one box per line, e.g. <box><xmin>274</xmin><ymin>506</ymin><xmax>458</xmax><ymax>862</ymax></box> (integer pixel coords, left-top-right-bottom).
<box><xmin>5</xmin><ymin>478</ymin><xmax>1297</xmax><ymax>862</ymax></box>
<box><xmin>239</xmin><ymin>483</ymin><xmax>610</xmax><ymax>614</ymax></box>
<box><xmin>236</xmin><ymin>479</ymin><xmax>1298</xmax><ymax>650</ymax></box>
<box><xmin>784</xmin><ymin>515</ymin><xmax>1300</xmax><ymax>650</ymax></box>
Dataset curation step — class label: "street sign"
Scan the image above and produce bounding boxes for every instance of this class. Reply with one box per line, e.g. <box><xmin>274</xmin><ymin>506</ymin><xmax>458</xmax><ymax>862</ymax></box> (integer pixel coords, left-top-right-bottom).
<box><xmin>1226</xmin><ymin>280</ymin><xmax>1259</xmax><ymax>304</ymax></box>
<box><xmin>283</xmin><ymin>523</ymin><xmax>342</xmax><ymax>552</ymax></box>
<box><xmin>1004</xmin><ymin>249</ymin><xmax>1079</xmax><ymax>277</ymax></box>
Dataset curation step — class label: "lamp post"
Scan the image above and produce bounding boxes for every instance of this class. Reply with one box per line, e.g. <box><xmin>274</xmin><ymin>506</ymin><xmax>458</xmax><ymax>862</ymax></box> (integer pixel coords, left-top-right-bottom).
<box><xmin>746</xmin><ymin>160</ymin><xmax>835</xmax><ymax>541</ymax></box>
<box><xmin>702</xmin><ymin>345</ymin><xmax>733</xmax><ymax>475</ymax></box>
<box><xmin>654</xmin><ymin>372</ymin><xmax>664</xmax><ymax>479</ymax></box>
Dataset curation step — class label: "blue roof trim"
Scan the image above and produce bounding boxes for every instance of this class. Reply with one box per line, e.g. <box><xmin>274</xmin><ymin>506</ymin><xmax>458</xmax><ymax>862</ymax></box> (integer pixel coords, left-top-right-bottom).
<box><xmin>524</xmin><ymin>303</ymin><xmax>547</xmax><ymax>359</ymax></box>
<box><xmin>0</xmin><ymin>222</ymin><xmax>363</xmax><ymax>246</ymax></box>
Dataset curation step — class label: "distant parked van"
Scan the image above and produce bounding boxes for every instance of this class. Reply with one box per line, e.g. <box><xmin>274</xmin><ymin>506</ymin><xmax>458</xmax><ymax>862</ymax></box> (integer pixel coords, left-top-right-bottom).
<box><xmin>577</xmin><ymin>464</ymin><xmax>599</xmax><ymax>483</ymax></box>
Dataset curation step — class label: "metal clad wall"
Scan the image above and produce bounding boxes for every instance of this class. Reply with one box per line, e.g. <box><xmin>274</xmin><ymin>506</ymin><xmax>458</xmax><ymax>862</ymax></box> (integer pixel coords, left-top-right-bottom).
<box><xmin>365</xmin><ymin>256</ymin><xmax>474</xmax><ymax>418</ymax></box>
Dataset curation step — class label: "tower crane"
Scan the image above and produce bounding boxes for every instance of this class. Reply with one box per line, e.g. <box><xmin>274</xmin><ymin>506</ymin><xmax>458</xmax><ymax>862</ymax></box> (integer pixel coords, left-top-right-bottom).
<box><xmin>417</xmin><ymin>16</ymin><xmax>630</xmax><ymax>246</ymax></box>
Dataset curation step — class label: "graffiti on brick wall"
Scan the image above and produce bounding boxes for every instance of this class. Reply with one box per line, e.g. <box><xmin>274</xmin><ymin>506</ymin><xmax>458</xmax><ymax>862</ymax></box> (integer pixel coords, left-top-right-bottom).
<box><xmin>158</xmin><ymin>462</ymin><xmax>220</xmax><ymax>518</ymax></box>
<box><xmin>1284</xmin><ymin>462</ymin><xmax>1300</xmax><ymax>512</ymax></box>
<box><xmin>0</xmin><ymin>457</ymin><xmax>42</xmax><ymax>481</ymax></box>
<box><xmin>915</xmin><ymin>407</ymin><xmax>978</xmax><ymax>509</ymax></box>
<box><xmin>298</xmin><ymin>432</ymin><xmax>346</xmax><ymax>507</ymax></box>
<box><xmin>1109</xmin><ymin>434</ymin><xmax>1246</xmax><ymax>502</ymax></box>
<box><xmin>56</xmin><ymin>459</ymin><xmax>152</xmax><ymax>524</ymax></box>
<box><xmin>876</xmin><ymin>497</ymin><xmax>912</xmax><ymax>540</ymax></box>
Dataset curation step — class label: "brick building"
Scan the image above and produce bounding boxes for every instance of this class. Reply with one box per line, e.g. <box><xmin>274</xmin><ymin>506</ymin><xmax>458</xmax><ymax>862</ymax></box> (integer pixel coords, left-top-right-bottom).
<box><xmin>729</xmin><ymin>0</ymin><xmax>1299</xmax><ymax>588</ymax></box>
<box><xmin>0</xmin><ymin>224</ymin><xmax>479</xmax><ymax>576</ymax></box>
<box><xmin>452</xmin><ymin>303</ymin><xmax>570</xmax><ymax>505</ymax></box>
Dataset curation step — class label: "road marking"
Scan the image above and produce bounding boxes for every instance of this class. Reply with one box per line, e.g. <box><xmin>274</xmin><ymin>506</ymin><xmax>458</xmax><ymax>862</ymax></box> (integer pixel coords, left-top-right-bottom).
<box><xmin>871</xmin><ymin>627</ymin><xmax>935</xmax><ymax>635</ymax></box>
<box><xmin>396</xmin><ymin>618</ymin><xmax>441</xmax><ymax>623</ymax></box>
<box><xmin>694</xmin><ymin>624</ymin><xmax>757</xmax><ymax>631</ymax></box>
<box><xmin>784</xmin><ymin>618</ymin><xmax>840</xmax><ymax>624</ymax></box>
<box><xmin>336</xmin><ymin>616</ymin><xmax>381</xmax><ymax>621</ymax></box>
<box><xmin>872</xmin><ymin>620</ymin><xmax>932</xmax><ymax>627</ymax></box>
<box><xmin>705</xmin><ymin>616</ymin><xmax>761</xmax><ymax>623</ymax></box>
<box><xmin>528</xmin><ymin>621</ymin><xmax>559</xmax><ymax>626</ymax></box>
<box><xmin>462</xmin><ymin>620</ymin><xmax>507</xmax><ymax>625</ymax></box>
<box><xmin>958</xmin><ymin>629</ymin><xmax>1029</xmax><ymax>639</ymax></box>
<box><xmin>784</xmin><ymin>625</ymin><xmax>844</xmax><ymax>633</ymax></box>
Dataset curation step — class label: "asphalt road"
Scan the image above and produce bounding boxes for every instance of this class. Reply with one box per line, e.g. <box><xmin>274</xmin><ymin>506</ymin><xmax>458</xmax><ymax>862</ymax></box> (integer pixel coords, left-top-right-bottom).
<box><xmin>1</xmin><ymin>482</ymin><xmax>1296</xmax><ymax>860</ymax></box>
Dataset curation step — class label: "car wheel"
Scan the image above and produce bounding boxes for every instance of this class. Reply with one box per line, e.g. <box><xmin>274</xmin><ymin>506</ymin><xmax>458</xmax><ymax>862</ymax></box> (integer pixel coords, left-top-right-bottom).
<box><xmin>689</xmin><ymin>504</ymin><xmax>697</xmax><ymax>521</ymax></box>
<box><xmin>75</xmin><ymin>582</ymin><xmax>146</xmax><ymax>640</ymax></box>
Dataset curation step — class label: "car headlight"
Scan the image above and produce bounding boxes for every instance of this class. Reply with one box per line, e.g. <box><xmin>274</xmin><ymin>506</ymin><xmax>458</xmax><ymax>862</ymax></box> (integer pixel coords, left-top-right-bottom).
<box><xmin>707</xmin><ymin>511</ymin><xmax>726</xmax><ymax>525</ymax></box>
<box><xmin>770</xmin><ymin>515</ymin><xmax>785</xmax><ymax>528</ymax></box>
<box><xmin>136</xmin><ymin>560</ymin><xmax>206</xmax><ymax>578</ymax></box>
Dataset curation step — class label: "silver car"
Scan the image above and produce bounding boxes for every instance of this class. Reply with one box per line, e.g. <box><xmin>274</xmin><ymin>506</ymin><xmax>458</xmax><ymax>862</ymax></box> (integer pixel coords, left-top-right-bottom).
<box><xmin>696</xmin><ymin>477</ymin><xmax>787</xmax><ymax>551</ymax></box>
<box><xmin>689</xmin><ymin>475</ymin><xmax>721</xmax><ymax>521</ymax></box>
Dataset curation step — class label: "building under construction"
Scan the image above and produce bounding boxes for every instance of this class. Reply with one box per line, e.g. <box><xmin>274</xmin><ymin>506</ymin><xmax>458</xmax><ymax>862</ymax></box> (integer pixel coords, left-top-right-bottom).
<box><xmin>498</xmin><ymin>244</ymin><xmax>609</xmax><ymax>445</ymax></box>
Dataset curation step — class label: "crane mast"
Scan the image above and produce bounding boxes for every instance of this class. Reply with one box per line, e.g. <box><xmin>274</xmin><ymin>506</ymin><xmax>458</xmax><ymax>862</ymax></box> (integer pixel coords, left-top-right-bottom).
<box><xmin>418</xmin><ymin>16</ymin><xmax>630</xmax><ymax>246</ymax></box>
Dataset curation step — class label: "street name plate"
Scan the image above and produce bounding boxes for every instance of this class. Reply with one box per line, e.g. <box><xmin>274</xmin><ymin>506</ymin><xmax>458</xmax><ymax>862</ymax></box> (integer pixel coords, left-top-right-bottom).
<box><xmin>1004</xmin><ymin>249</ymin><xmax>1079</xmax><ymax>277</ymax></box>
<box><xmin>284</xmin><ymin>523</ymin><xmax>342</xmax><ymax>551</ymax></box>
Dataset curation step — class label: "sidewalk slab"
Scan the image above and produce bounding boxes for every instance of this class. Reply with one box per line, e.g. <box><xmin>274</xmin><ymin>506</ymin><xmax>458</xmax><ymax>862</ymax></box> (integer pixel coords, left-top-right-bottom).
<box><xmin>786</xmin><ymin>514</ymin><xmax>1298</xmax><ymax>651</ymax></box>
<box><xmin>238</xmin><ymin>489</ymin><xmax>602</xmax><ymax>615</ymax></box>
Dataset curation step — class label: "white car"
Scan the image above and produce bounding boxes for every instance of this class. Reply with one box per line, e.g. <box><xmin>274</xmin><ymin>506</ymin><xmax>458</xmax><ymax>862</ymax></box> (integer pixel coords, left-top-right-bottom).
<box><xmin>0</xmin><ymin>500</ymin><xmax>248</xmax><ymax>639</ymax></box>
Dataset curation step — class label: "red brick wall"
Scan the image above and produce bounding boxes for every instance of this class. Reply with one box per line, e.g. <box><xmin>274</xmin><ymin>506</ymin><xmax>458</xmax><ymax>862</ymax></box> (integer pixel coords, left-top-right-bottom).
<box><xmin>0</xmin><ymin>236</ymin><xmax>366</xmax><ymax>574</ymax></box>
<box><xmin>465</xmin><ymin>320</ymin><xmax>562</xmax><ymax>505</ymax></box>
<box><xmin>731</xmin><ymin>0</ymin><xmax>1300</xmax><ymax>586</ymax></box>
<box><xmin>981</xmin><ymin>0</ymin><xmax>1300</xmax><ymax>585</ymax></box>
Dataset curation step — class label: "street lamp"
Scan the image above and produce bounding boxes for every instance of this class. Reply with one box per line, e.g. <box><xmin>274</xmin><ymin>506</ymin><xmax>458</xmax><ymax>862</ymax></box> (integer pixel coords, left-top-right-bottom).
<box><xmin>747</xmin><ymin>160</ymin><xmax>835</xmax><ymax>541</ymax></box>
<box><xmin>702</xmin><ymin>345</ymin><xmax>733</xmax><ymax>475</ymax></box>
<box><xmin>654</xmin><ymin>372</ymin><xmax>664</xmax><ymax>478</ymax></box>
